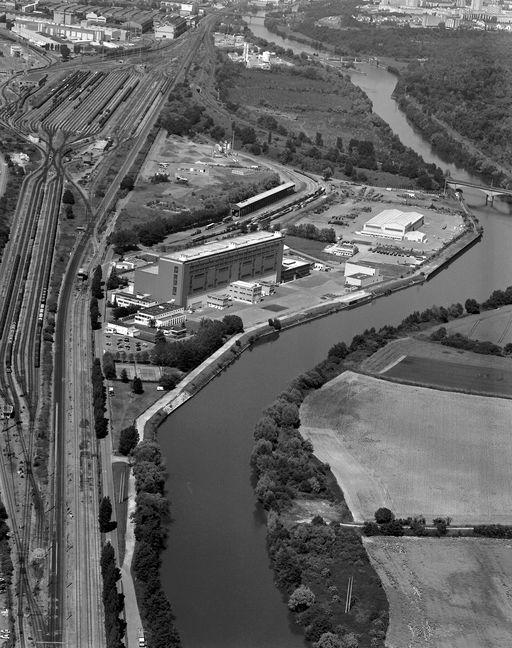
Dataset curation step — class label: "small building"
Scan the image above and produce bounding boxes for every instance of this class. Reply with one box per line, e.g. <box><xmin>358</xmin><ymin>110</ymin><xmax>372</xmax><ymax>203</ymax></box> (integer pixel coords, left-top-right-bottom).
<box><xmin>281</xmin><ymin>258</ymin><xmax>312</xmax><ymax>282</ymax></box>
<box><xmin>259</xmin><ymin>280</ymin><xmax>276</xmax><ymax>296</ymax></box>
<box><xmin>326</xmin><ymin>242</ymin><xmax>358</xmax><ymax>257</ymax></box>
<box><xmin>112</xmin><ymin>291</ymin><xmax>158</xmax><ymax>309</ymax></box>
<box><xmin>404</xmin><ymin>230</ymin><xmax>427</xmax><ymax>243</ymax></box>
<box><xmin>229</xmin><ymin>281</ymin><xmax>262</xmax><ymax>304</ymax></box>
<box><xmin>134</xmin><ymin>302</ymin><xmax>186</xmax><ymax>328</ymax></box>
<box><xmin>362</xmin><ymin>209</ymin><xmax>424</xmax><ymax>240</ymax></box>
<box><xmin>105</xmin><ymin>322</ymin><xmax>140</xmax><ymax>337</ymax></box>
<box><xmin>207</xmin><ymin>294</ymin><xmax>231</xmax><ymax>309</ymax></box>
<box><xmin>114</xmin><ymin>260</ymin><xmax>135</xmax><ymax>271</ymax></box>
<box><xmin>344</xmin><ymin>261</ymin><xmax>380</xmax><ymax>288</ymax></box>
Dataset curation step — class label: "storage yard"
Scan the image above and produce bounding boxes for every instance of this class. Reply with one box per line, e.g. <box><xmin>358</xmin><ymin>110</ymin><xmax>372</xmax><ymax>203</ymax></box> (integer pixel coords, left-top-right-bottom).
<box><xmin>365</xmin><ymin>537</ymin><xmax>512</xmax><ymax>648</ymax></box>
<box><xmin>300</xmin><ymin>370</ymin><xmax>512</xmax><ymax>524</ymax></box>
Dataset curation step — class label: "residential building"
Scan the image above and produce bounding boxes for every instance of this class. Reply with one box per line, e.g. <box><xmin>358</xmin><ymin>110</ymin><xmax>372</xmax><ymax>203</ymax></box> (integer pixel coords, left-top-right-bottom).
<box><xmin>135</xmin><ymin>231</ymin><xmax>284</xmax><ymax>307</ymax></box>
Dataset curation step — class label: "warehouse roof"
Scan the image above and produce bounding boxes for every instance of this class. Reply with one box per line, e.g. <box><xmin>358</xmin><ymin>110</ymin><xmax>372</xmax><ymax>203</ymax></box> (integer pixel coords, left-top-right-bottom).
<box><xmin>364</xmin><ymin>209</ymin><xmax>424</xmax><ymax>228</ymax></box>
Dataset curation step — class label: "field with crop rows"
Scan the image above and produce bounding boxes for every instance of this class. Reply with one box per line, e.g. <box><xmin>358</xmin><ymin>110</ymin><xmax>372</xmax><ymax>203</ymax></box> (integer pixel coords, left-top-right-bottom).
<box><xmin>300</xmin><ymin>371</ymin><xmax>512</xmax><ymax>524</ymax></box>
<box><xmin>364</xmin><ymin>536</ymin><xmax>512</xmax><ymax>648</ymax></box>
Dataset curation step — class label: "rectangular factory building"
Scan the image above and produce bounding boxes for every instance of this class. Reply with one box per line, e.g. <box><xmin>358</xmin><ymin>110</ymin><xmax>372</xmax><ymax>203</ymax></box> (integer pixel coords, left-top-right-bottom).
<box><xmin>135</xmin><ymin>231</ymin><xmax>284</xmax><ymax>307</ymax></box>
<box><xmin>362</xmin><ymin>209</ymin><xmax>424</xmax><ymax>240</ymax></box>
<box><xmin>231</xmin><ymin>182</ymin><xmax>295</xmax><ymax>218</ymax></box>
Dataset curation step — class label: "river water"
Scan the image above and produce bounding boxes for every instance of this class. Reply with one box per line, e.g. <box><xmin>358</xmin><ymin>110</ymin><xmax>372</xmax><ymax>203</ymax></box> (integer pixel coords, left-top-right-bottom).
<box><xmin>159</xmin><ymin>17</ymin><xmax>512</xmax><ymax>648</ymax></box>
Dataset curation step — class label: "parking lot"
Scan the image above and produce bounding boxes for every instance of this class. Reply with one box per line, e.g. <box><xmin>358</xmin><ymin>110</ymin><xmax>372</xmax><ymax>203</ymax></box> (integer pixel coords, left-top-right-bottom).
<box><xmin>104</xmin><ymin>333</ymin><xmax>150</xmax><ymax>356</ymax></box>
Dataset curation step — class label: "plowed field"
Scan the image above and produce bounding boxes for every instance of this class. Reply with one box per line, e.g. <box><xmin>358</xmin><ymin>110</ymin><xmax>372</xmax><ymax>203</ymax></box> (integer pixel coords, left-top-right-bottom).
<box><xmin>365</xmin><ymin>537</ymin><xmax>512</xmax><ymax>648</ymax></box>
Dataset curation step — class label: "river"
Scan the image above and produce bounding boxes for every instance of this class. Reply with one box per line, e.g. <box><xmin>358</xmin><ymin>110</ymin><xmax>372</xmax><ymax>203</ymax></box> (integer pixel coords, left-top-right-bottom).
<box><xmin>159</xmin><ymin>17</ymin><xmax>512</xmax><ymax>648</ymax></box>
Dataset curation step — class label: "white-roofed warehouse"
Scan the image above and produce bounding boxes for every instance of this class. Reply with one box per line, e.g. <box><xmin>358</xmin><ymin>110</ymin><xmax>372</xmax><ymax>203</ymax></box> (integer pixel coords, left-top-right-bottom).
<box><xmin>362</xmin><ymin>209</ymin><xmax>424</xmax><ymax>240</ymax></box>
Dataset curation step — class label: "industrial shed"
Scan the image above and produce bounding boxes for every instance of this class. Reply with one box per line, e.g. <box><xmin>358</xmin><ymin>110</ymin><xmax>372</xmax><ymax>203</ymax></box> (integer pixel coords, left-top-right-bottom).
<box><xmin>362</xmin><ymin>209</ymin><xmax>424</xmax><ymax>240</ymax></box>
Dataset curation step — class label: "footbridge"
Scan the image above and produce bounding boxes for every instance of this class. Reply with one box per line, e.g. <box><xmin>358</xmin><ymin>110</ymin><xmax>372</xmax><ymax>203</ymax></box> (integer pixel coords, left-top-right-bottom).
<box><xmin>445</xmin><ymin>178</ymin><xmax>512</xmax><ymax>206</ymax></box>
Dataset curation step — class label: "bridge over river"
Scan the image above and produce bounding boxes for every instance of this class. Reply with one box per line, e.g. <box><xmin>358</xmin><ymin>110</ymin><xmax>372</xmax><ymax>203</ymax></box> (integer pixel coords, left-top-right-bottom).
<box><xmin>446</xmin><ymin>178</ymin><xmax>512</xmax><ymax>206</ymax></box>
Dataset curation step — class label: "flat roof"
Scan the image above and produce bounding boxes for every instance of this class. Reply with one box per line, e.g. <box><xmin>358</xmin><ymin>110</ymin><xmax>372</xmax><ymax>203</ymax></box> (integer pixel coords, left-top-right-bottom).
<box><xmin>230</xmin><ymin>280</ymin><xmax>259</xmax><ymax>288</ymax></box>
<box><xmin>364</xmin><ymin>209</ymin><xmax>424</xmax><ymax>229</ymax></box>
<box><xmin>234</xmin><ymin>182</ymin><xmax>295</xmax><ymax>209</ymax></box>
<box><xmin>164</xmin><ymin>231</ymin><xmax>283</xmax><ymax>263</ymax></box>
<box><xmin>282</xmin><ymin>258</ymin><xmax>311</xmax><ymax>269</ymax></box>
<box><xmin>348</xmin><ymin>273</ymin><xmax>372</xmax><ymax>280</ymax></box>
<box><xmin>138</xmin><ymin>302</ymin><xmax>182</xmax><ymax>316</ymax></box>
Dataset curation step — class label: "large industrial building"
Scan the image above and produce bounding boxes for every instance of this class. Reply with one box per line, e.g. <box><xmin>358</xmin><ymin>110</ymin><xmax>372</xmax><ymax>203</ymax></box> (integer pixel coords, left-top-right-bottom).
<box><xmin>135</xmin><ymin>231</ymin><xmax>284</xmax><ymax>308</ymax></box>
<box><xmin>362</xmin><ymin>209</ymin><xmax>424</xmax><ymax>240</ymax></box>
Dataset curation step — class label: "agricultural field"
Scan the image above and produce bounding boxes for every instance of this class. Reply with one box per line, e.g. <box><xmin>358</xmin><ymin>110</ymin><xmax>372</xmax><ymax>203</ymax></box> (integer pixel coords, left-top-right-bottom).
<box><xmin>365</xmin><ymin>537</ymin><xmax>512</xmax><ymax>648</ymax></box>
<box><xmin>299</xmin><ymin>371</ymin><xmax>512</xmax><ymax>524</ymax></box>
<box><xmin>439</xmin><ymin>305</ymin><xmax>512</xmax><ymax>347</ymax></box>
<box><xmin>362</xmin><ymin>337</ymin><xmax>512</xmax><ymax>397</ymax></box>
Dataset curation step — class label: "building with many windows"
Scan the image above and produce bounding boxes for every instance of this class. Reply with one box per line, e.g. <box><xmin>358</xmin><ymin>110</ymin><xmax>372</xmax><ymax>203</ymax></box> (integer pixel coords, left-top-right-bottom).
<box><xmin>134</xmin><ymin>302</ymin><xmax>186</xmax><ymax>328</ymax></box>
<box><xmin>228</xmin><ymin>281</ymin><xmax>262</xmax><ymax>304</ymax></box>
<box><xmin>135</xmin><ymin>231</ymin><xmax>284</xmax><ymax>308</ymax></box>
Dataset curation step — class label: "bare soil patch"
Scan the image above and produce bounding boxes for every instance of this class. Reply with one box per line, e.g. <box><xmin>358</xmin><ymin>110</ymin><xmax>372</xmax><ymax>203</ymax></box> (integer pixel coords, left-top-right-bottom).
<box><xmin>364</xmin><ymin>536</ymin><xmax>512</xmax><ymax>648</ymax></box>
<box><xmin>300</xmin><ymin>371</ymin><xmax>512</xmax><ymax>524</ymax></box>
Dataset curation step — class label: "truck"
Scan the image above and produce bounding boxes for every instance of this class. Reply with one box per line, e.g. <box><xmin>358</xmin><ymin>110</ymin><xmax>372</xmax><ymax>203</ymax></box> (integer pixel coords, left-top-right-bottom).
<box><xmin>108</xmin><ymin>386</ymin><xmax>114</xmax><ymax>396</ymax></box>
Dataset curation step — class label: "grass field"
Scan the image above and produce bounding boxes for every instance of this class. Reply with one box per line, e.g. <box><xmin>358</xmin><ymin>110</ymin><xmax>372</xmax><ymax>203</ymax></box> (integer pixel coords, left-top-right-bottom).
<box><xmin>109</xmin><ymin>382</ymin><xmax>162</xmax><ymax>451</ymax></box>
<box><xmin>365</xmin><ymin>537</ymin><xmax>512</xmax><ymax>648</ymax></box>
<box><xmin>300</xmin><ymin>371</ymin><xmax>512</xmax><ymax>524</ymax></box>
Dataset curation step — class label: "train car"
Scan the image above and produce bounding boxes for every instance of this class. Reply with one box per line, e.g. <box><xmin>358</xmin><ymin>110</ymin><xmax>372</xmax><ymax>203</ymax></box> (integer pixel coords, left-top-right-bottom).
<box><xmin>231</xmin><ymin>182</ymin><xmax>295</xmax><ymax>219</ymax></box>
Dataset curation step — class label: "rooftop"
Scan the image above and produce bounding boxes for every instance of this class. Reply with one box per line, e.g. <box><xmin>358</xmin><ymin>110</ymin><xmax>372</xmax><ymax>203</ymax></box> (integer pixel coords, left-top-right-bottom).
<box><xmin>230</xmin><ymin>280</ymin><xmax>259</xmax><ymax>288</ymax></box>
<box><xmin>234</xmin><ymin>181</ymin><xmax>295</xmax><ymax>209</ymax></box>
<box><xmin>138</xmin><ymin>301</ymin><xmax>183</xmax><ymax>316</ymax></box>
<box><xmin>163</xmin><ymin>231</ymin><xmax>283</xmax><ymax>263</ymax></box>
<box><xmin>365</xmin><ymin>209</ymin><xmax>424</xmax><ymax>228</ymax></box>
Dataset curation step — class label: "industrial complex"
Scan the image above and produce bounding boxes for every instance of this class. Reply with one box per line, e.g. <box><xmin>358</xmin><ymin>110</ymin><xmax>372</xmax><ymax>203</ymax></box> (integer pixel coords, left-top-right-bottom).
<box><xmin>135</xmin><ymin>231</ymin><xmax>285</xmax><ymax>308</ymax></box>
<box><xmin>361</xmin><ymin>209</ymin><xmax>425</xmax><ymax>240</ymax></box>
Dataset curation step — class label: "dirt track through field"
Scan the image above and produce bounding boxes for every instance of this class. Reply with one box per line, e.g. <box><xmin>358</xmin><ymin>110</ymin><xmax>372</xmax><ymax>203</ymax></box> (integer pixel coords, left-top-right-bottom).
<box><xmin>365</xmin><ymin>537</ymin><xmax>512</xmax><ymax>648</ymax></box>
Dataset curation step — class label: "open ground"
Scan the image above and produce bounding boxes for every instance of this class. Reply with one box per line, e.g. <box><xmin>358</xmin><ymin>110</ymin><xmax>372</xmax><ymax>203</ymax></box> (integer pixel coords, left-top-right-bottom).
<box><xmin>364</xmin><ymin>536</ymin><xmax>512</xmax><ymax>648</ymax></box>
<box><xmin>300</xmin><ymin>371</ymin><xmax>512</xmax><ymax>524</ymax></box>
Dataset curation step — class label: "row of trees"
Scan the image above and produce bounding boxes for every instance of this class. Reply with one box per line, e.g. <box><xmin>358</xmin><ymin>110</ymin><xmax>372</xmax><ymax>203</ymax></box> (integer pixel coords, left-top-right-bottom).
<box><xmin>431</xmin><ymin>329</ymin><xmax>503</xmax><ymax>356</ymax></box>
<box><xmin>100</xmin><ymin>543</ymin><xmax>126</xmax><ymax>648</ymax></box>
<box><xmin>92</xmin><ymin>358</ymin><xmax>108</xmax><ymax>439</ymax></box>
<box><xmin>286</xmin><ymin>223</ymin><xmax>336</xmax><ymax>243</ymax></box>
<box><xmin>131</xmin><ymin>441</ymin><xmax>181</xmax><ymax>648</ymax></box>
<box><xmin>98</xmin><ymin>496</ymin><xmax>116</xmax><ymax>533</ymax></box>
<box><xmin>91</xmin><ymin>265</ymin><xmax>104</xmax><ymax>300</ymax></box>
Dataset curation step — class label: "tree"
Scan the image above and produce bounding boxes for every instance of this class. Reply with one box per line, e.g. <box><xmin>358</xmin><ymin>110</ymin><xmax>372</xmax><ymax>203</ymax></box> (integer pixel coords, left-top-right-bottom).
<box><xmin>222</xmin><ymin>314</ymin><xmax>244</xmax><ymax>335</ymax></box>
<box><xmin>120</xmin><ymin>368</ymin><xmax>129</xmax><ymax>383</ymax></box>
<box><xmin>159</xmin><ymin>372</ymin><xmax>180</xmax><ymax>391</ymax></box>
<box><xmin>120</xmin><ymin>175</ymin><xmax>135</xmax><ymax>191</ymax></box>
<box><xmin>315</xmin><ymin>132</ymin><xmax>323</xmax><ymax>147</ymax></box>
<box><xmin>288</xmin><ymin>584</ymin><xmax>315</xmax><ymax>611</ymax></box>
<box><xmin>119</xmin><ymin>425</ymin><xmax>139</xmax><ymax>455</ymax></box>
<box><xmin>65</xmin><ymin>205</ymin><xmax>74</xmax><ymax>219</ymax></box>
<box><xmin>375</xmin><ymin>507</ymin><xmax>394</xmax><ymax>524</ymax></box>
<box><xmin>98</xmin><ymin>496</ymin><xmax>113</xmax><ymax>532</ymax></box>
<box><xmin>62</xmin><ymin>188</ymin><xmax>75</xmax><ymax>205</ymax></box>
<box><xmin>314</xmin><ymin>633</ymin><xmax>343</xmax><ymax>648</ymax></box>
<box><xmin>103</xmin><ymin>352</ymin><xmax>116</xmax><ymax>380</ymax></box>
<box><xmin>322</xmin><ymin>167</ymin><xmax>333</xmax><ymax>181</ymax></box>
<box><xmin>60</xmin><ymin>44</ymin><xmax>71</xmax><ymax>61</ymax></box>
<box><xmin>465</xmin><ymin>298</ymin><xmax>480</xmax><ymax>314</ymax></box>
<box><xmin>132</xmin><ymin>376</ymin><xmax>144</xmax><ymax>394</ymax></box>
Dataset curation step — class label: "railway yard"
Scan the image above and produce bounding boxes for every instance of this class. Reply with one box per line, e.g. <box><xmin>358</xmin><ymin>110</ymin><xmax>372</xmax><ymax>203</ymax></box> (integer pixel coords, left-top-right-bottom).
<box><xmin>0</xmin><ymin>15</ymin><xmax>217</xmax><ymax>648</ymax></box>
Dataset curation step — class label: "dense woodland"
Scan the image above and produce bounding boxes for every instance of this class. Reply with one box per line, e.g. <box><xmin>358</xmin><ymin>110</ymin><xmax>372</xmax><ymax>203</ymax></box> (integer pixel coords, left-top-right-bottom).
<box><xmin>263</xmin><ymin>4</ymin><xmax>512</xmax><ymax>185</ymax></box>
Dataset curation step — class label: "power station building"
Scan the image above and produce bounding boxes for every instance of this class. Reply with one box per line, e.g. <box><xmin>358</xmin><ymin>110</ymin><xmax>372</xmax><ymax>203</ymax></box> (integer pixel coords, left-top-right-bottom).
<box><xmin>134</xmin><ymin>231</ymin><xmax>284</xmax><ymax>308</ymax></box>
<box><xmin>362</xmin><ymin>209</ymin><xmax>424</xmax><ymax>240</ymax></box>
